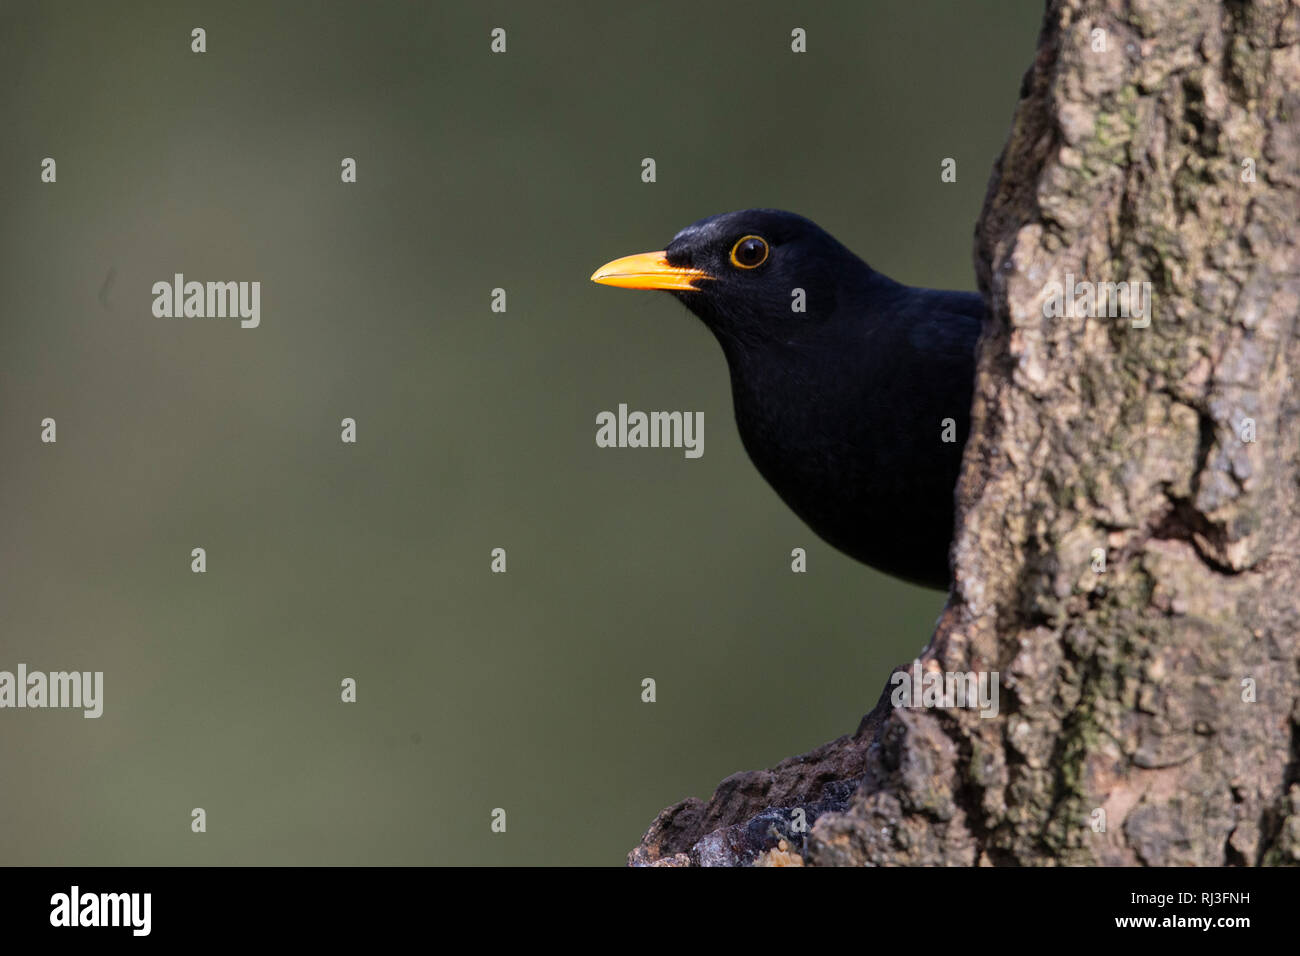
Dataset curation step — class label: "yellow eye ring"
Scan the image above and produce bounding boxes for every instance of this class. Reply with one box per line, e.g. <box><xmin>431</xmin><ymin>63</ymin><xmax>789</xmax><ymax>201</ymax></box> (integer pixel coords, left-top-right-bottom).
<box><xmin>729</xmin><ymin>235</ymin><xmax>769</xmax><ymax>269</ymax></box>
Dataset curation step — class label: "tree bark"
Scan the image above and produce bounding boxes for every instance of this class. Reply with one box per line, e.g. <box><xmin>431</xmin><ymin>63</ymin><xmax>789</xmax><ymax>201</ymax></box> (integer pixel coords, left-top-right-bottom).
<box><xmin>629</xmin><ymin>0</ymin><xmax>1300</xmax><ymax>867</ymax></box>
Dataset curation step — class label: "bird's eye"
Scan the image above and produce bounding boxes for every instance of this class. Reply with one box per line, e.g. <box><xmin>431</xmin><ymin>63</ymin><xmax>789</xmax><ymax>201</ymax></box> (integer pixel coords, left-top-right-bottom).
<box><xmin>729</xmin><ymin>235</ymin><xmax>769</xmax><ymax>269</ymax></box>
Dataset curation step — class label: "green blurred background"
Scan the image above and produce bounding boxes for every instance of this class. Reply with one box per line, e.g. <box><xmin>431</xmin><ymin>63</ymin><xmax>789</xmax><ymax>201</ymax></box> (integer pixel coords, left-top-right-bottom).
<box><xmin>0</xmin><ymin>1</ymin><xmax>1039</xmax><ymax>864</ymax></box>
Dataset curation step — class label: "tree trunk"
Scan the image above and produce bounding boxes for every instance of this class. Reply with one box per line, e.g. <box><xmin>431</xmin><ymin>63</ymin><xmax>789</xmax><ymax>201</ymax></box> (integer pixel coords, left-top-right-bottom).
<box><xmin>629</xmin><ymin>0</ymin><xmax>1300</xmax><ymax>867</ymax></box>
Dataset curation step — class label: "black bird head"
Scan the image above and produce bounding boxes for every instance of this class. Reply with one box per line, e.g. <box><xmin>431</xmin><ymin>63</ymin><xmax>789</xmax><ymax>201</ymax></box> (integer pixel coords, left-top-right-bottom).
<box><xmin>591</xmin><ymin>209</ymin><xmax>867</xmax><ymax>348</ymax></box>
<box><xmin>590</xmin><ymin>207</ymin><xmax>983</xmax><ymax>589</ymax></box>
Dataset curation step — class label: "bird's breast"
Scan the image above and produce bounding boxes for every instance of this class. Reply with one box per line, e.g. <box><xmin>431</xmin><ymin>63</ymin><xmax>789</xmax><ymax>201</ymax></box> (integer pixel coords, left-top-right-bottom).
<box><xmin>724</xmin><ymin>341</ymin><xmax>968</xmax><ymax>586</ymax></box>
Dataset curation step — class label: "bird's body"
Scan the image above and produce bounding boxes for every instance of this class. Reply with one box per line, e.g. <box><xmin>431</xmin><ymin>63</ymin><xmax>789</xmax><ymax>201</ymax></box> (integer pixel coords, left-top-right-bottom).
<box><xmin>592</xmin><ymin>210</ymin><xmax>983</xmax><ymax>589</ymax></box>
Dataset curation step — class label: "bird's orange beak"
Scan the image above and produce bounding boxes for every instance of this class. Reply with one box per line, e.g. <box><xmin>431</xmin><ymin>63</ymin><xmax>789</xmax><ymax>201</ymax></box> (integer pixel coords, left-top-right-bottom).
<box><xmin>590</xmin><ymin>251</ymin><xmax>713</xmax><ymax>291</ymax></box>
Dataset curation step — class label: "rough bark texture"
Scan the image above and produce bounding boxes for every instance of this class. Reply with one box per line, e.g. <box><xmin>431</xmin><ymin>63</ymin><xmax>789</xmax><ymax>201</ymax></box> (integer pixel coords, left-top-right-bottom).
<box><xmin>629</xmin><ymin>0</ymin><xmax>1300</xmax><ymax>867</ymax></box>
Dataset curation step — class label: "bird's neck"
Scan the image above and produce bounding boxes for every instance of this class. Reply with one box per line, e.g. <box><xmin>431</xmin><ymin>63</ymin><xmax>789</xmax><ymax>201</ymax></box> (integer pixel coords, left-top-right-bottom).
<box><xmin>721</xmin><ymin>331</ymin><xmax>870</xmax><ymax>460</ymax></box>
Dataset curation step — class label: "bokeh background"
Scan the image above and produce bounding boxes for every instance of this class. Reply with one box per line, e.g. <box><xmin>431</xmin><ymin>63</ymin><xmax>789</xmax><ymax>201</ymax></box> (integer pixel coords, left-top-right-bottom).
<box><xmin>0</xmin><ymin>0</ymin><xmax>1040</xmax><ymax>864</ymax></box>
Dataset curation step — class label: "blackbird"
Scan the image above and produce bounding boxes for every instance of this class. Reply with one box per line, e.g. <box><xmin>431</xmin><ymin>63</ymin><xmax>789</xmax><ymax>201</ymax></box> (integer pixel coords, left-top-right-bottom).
<box><xmin>590</xmin><ymin>209</ymin><xmax>984</xmax><ymax>590</ymax></box>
